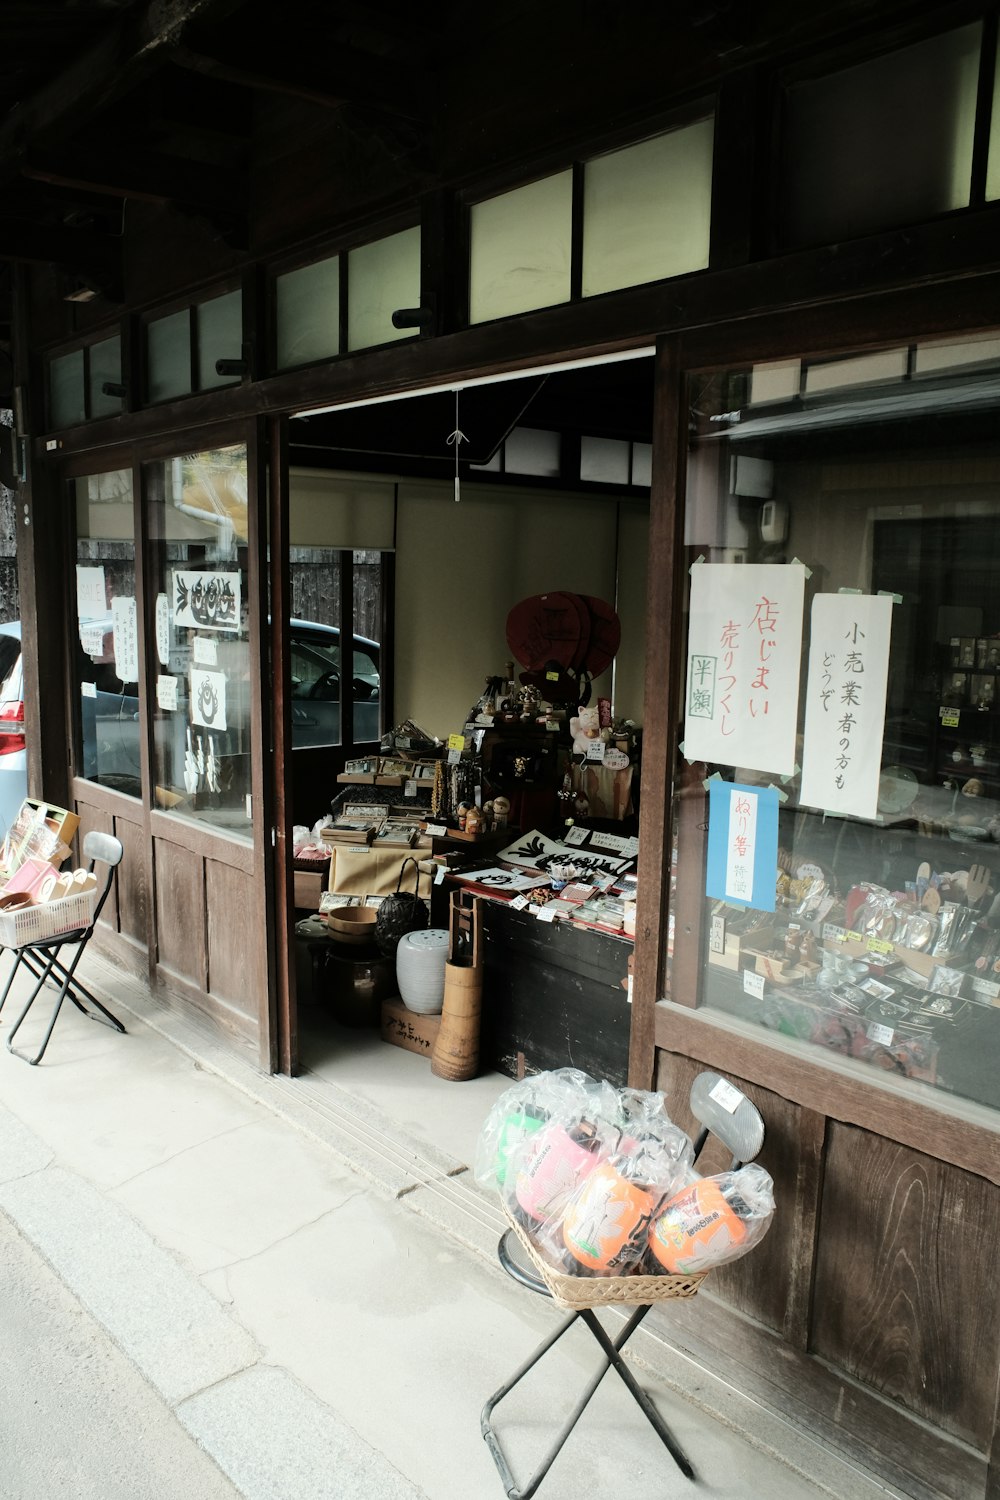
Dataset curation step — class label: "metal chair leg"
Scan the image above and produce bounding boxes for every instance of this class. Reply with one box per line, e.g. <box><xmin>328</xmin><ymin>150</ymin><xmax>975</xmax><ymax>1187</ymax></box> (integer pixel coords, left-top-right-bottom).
<box><xmin>482</xmin><ymin>1301</ymin><xmax>692</xmax><ymax>1498</ymax></box>
<box><xmin>19</xmin><ymin>946</ymin><xmax>125</xmax><ymax>1035</ymax></box>
<box><xmin>6</xmin><ymin>952</ymin><xmax>67</xmax><ymax>1065</ymax></box>
<box><xmin>0</xmin><ymin>949</ymin><xmax>25</xmax><ymax>1017</ymax></box>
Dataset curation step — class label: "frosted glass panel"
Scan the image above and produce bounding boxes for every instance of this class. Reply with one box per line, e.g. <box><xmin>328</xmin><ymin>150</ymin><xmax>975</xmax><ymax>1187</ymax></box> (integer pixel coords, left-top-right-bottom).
<box><xmin>581</xmin><ymin>436</ymin><xmax>630</xmax><ymax>485</ymax></box>
<box><xmin>505</xmin><ymin>428</ymin><xmax>560</xmax><ymax>477</ymax></box>
<box><xmin>347</xmin><ymin>227</ymin><xmax>420</xmax><ymax>352</ymax></box>
<box><xmin>469</xmin><ymin>171</ymin><xmax>572</xmax><ymax>324</ymax></box>
<box><xmin>49</xmin><ymin>349</ymin><xmax>85</xmax><ymax>428</ymax></box>
<box><xmin>988</xmin><ymin>28</ymin><xmax>1000</xmax><ymax>201</ymax></box>
<box><xmin>583</xmin><ymin>120</ymin><xmax>714</xmax><ymax>296</ymax></box>
<box><xmin>147</xmin><ymin>310</ymin><xmax>191</xmax><ymax>403</ymax></box>
<box><xmin>88</xmin><ymin>336</ymin><xmax>122</xmax><ymax>418</ymax></box>
<box><xmin>631</xmin><ymin>443</ymin><xmax>652</xmax><ymax>488</ymax></box>
<box><xmin>276</xmin><ymin>257</ymin><xmax>340</xmax><ymax>368</ymax></box>
<box><xmin>197</xmin><ymin>291</ymin><xmax>243</xmax><ymax>390</ymax></box>
<box><xmin>783</xmin><ymin>23</ymin><xmax>981</xmax><ymax>246</ymax></box>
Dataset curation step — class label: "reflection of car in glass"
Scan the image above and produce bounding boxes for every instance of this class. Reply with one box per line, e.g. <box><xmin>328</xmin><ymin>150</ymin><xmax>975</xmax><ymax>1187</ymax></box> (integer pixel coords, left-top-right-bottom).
<box><xmin>0</xmin><ymin>621</ymin><xmax>27</xmax><ymax>836</ymax></box>
<box><xmin>80</xmin><ymin>618</ymin><xmax>380</xmax><ymax>795</ymax></box>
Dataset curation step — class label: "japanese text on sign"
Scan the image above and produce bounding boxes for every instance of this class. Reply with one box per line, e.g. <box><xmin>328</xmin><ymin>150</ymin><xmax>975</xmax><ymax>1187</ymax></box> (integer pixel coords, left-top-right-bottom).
<box><xmin>800</xmin><ymin>594</ymin><xmax>893</xmax><ymax>820</ymax></box>
<box><xmin>685</xmin><ymin>564</ymin><xmax>805</xmax><ymax>776</ymax></box>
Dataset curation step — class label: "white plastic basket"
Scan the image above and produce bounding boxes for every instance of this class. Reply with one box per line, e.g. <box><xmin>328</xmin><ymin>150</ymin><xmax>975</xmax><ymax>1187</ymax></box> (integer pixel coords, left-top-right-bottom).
<box><xmin>0</xmin><ymin>888</ymin><xmax>97</xmax><ymax>949</ymax></box>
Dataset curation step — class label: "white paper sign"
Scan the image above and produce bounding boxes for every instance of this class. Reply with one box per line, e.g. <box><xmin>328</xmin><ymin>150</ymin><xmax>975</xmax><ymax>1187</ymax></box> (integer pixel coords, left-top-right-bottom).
<box><xmin>563</xmin><ymin>826</ymin><xmax>589</xmax><ymax>846</ymax></box>
<box><xmin>743</xmin><ymin>970</ymin><xmax>765</xmax><ymax>999</ymax></box>
<box><xmin>76</xmin><ymin>565</ymin><xmax>106</xmax><ymax>619</ymax></box>
<box><xmin>79</xmin><ymin>623</ymin><xmax>106</xmax><ymax>659</ymax></box>
<box><xmin>111</xmin><ymin>596</ymin><xmax>139</xmax><ymax>683</ymax></box>
<box><xmin>585</xmin><ymin>740</ymin><xmax>606</xmax><ymax>762</ymax></box>
<box><xmin>799</xmin><ymin>594</ymin><xmax>893</xmax><ymax>820</ymax></box>
<box><xmin>155</xmin><ymin>593</ymin><xmax>170</xmax><ymax>667</ymax></box>
<box><xmin>156</xmin><ymin>675</ymin><xmax>178</xmax><ymax>711</ymax></box>
<box><xmin>685</xmin><ymin>563</ymin><xmax>806</xmax><ymax>776</ymax></box>
<box><xmin>603</xmin><ymin>747</ymin><xmax>629</xmax><ymax>770</ymax></box>
<box><xmin>193</xmin><ymin>635</ymin><xmax>218</xmax><ymax>667</ymax></box>
<box><xmin>173</xmin><ymin>570</ymin><xmax>241</xmax><ymax>632</ymax></box>
<box><xmin>189</xmin><ymin>668</ymin><xmax>227</xmax><ymax>730</ymax></box>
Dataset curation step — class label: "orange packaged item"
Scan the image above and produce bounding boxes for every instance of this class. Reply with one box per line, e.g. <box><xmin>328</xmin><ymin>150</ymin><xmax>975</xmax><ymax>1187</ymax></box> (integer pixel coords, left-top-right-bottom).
<box><xmin>562</xmin><ymin>1162</ymin><xmax>660</xmax><ymax>1273</ymax></box>
<box><xmin>648</xmin><ymin>1177</ymin><xmax>749</xmax><ymax>1274</ymax></box>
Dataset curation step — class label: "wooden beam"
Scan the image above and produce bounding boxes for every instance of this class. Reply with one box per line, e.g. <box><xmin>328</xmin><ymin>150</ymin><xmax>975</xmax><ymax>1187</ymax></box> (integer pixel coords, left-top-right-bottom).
<box><xmin>21</xmin><ymin>146</ymin><xmax>247</xmax><ymax>216</ymax></box>
<box><xmin>169</xmin><ymin>40</ymin><xmax>423</xmax><ymax>117</ymax></box>
<box><xmin>0</xmin><ymin>0</ymin><xmax>246</xmax><ymax>178</ymax></box>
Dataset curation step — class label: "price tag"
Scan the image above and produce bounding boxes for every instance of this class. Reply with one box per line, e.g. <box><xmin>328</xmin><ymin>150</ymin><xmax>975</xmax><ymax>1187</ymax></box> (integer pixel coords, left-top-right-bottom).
<box><xmin>709</xmin><ymin>1078</ymin><xmax>743</xmax><ymax>1114</ymax></box>
<box><xmin>563</xmin><ymin>826</ymin><xmax>589</xmax><ymax>846</ymax></box>
<box><xmin>743</xmin><ymin>970</ymin><xmax>765</xmax><ymax>999</ymax></box>
<box><xmin>867</xmin><ymin>1022</ymin><xmax>894</xmax><ymax>1045</ymax></box>
<box><xmin>510</xmin><ymin>895</ymin><xmax>529</xmax><ymax>910</ymax></box>
<box><xmin>434</xmin><ymin>865</ymin><xmax>446</xmax><ymax>885</ymax></box>
<box><xmin>404</xmin><ymin>779</ymin><xmax>418</xmax><ymax>797</ymax></box>
<box><xmin>424</xmin><ymin>824</ymin><xmax>446</xmax><ymax>837</ymax></box>
<box><xmin>939</xmin><ymin>709</ymin><xmax>960</xmax><ymax>727</ymax></box>
<box><xmin>81</xmin><ymin>680</ymin><xmax>97</xmax><ymax>698</ymax></box>
<box><xmin>866</xmin><ymin>937</ymin><xmax>894</xmax><ymax>956</ymax></box>
<box><xmin>545</xmin><ymin>670</ymin><xmax>559</xmax><ymax>682</ymax></box>
<box><xmin>537</xmin><ymin>906</ymin><xmax>557</xmax><ymax>923</ymax></box>
<box><xmin>545</xmin><ymin>719</ymin><xmax>559</xmax><ymax>731</ymax></box>
<box><xmin>585</xmin><ymin>740</ymin><xmax>606</xmax><ymax>762</ymax></box>
<box><xmin>447</xmin><ymin>733</ymin><xmax>465</xmax><ymax>751</ymax></box>
<box><xmin>822</xmin><ymin>923</ymin><xmax>847</xmax><ymax>943</ymax></box>
<box><xmin>447</xmin><ymin>748</ymin><xmax>461</xmax><ymax>765</ymax></box>
<box><xmin>396</xmin><ymin>736</ymin><xmax>411</xmax><ymax>749</ymax></box>
<box><xmin>971</xmin><ymin>977</ymin><xmax>1000</xmax><ymax>999</ymax></box>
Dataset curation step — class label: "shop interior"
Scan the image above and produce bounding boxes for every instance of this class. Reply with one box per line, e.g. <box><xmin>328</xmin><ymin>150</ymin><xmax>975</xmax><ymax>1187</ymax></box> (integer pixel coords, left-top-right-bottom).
<box><xmin>282</xmin><ymin>353</ymin><xmax>655</xmax><ymax>1139</ymax></box>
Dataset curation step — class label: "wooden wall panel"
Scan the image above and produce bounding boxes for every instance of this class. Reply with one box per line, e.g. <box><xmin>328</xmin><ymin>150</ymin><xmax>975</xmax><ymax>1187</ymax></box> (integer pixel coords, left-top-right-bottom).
<box><xmin>153</xmin><ymin>838</ymin><xmax>206</xmax><ymax>988</ymax></box>
<box><xmin>813</xmin><ymin>1122</ymin><xmax>1000</xmax><ymax>1449</ymax></box>
<box><xmin>655</xmin><ymin>1049</ymin><xmax>824</xmax><ymax>1344</ymax></box>
<box><xmin>205</xmin><ymin>860</ymin><xmax>259</xmax><ymax>1023</ymax></box>
<box><xmin>112</xmin><ymin>812</ymin><xmax>149</xmax><ymax>948</ymax></box>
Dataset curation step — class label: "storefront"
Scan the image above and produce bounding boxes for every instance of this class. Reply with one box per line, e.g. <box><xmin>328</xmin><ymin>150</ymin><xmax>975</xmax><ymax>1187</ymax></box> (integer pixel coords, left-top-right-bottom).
<box><xmin>5</xmin><ymin>3</ymin><xmax>1000</xmax><ymax>1494</ymax></box>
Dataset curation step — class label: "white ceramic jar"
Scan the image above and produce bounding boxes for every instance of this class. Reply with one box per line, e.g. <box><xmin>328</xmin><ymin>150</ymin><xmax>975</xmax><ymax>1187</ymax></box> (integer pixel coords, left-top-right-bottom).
<box><xmin>395</xmin><ymin>928</ymin><xmax>450</xmax><ymax>1014</ymax></box>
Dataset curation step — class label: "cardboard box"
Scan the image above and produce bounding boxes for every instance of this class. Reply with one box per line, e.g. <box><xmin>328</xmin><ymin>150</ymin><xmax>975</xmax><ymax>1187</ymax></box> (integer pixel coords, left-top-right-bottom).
<box><xmin>380</xmin><ymin>998</ymin><xmax>441</xmax><ymax>1057</ymax></box>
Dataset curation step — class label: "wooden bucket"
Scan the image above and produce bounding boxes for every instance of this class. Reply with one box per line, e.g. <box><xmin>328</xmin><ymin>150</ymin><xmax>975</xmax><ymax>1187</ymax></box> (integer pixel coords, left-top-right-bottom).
<box><xmin>431</xmin><ymin>892</ymin><xmax>483</xmax><ymax>1081</ymax></box>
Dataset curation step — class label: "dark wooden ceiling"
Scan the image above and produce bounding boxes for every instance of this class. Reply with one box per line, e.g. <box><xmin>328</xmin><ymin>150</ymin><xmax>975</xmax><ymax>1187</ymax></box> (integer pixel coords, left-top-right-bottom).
<box><xmin>0</xmin><ymin>0</ymin><xmax>945</xmax><ymax>406</ymax></box>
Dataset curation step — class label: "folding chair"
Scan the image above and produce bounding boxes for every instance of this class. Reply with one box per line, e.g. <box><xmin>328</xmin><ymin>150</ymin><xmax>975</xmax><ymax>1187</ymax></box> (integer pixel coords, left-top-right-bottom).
<box><xmin>481</xmin><ymin>1071</ymin><xmax>765</xmax><ymax>1498</ymax></box>
<box><xmin>0</xmin><ymin>831</ymin><xmax>126</xmax><ymax>1065</ymax></box>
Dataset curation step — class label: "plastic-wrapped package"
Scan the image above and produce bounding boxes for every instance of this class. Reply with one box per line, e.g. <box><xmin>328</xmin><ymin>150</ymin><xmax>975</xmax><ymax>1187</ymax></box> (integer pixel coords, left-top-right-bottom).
<box><xmin>506</xmin><ymin>1072</ymin><xmax>622</xmax><ymax>1227</ymax></box>
<box><xmin>474</xmin><ymin>1069</ymin><xmax>600</xmax><ymax>1193</ymax></box>
<box><xmin>647</xmin><ymin>1164</ymin><xmax>775</xmax><ymax>1274</ymax></box>
<box><xmin>554</xmin><ymin>1103</ymin><xmax>693</xmax><ymax>1276</ymax></box>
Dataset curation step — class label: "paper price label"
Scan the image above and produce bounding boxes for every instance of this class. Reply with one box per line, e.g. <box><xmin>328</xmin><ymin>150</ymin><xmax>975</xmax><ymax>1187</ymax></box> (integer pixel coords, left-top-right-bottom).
<box><xmin>404</xmin><ymin>779</ymin><xmax>418</xmax><ymax>797</ymax></box>
<box><xmin>823</xmin><ymin>923</ymin><xmax>848</xmax><ymax>943</ymax></box>
<box><xmin>545</xmin><ymin>671</ymin><xmax>559</xmax><ymax>682</ymax></box>
<box><xmin>424</xmin><ymin>824</ymin><xmax>446</xmax><ymax>837</ymax></box>
<box><xmin>867</xmin><ymin>1023</ymin><xmax>894</xmax><ymax>1045</ymax></box>
<box><xmin>434</xmin><ymin>865</ymin><xmax>446</xmax><ymax>885</ymax></box>
<box><xmin>563</xmin><ymin>826</ymin><xmax>589</xmax><ymax>846</ymax></box>
<box><xmin>743</xmin><ymin>970</ymin><xmax>765</xmax><ymax>999</ymax></box>
<box><xmin>709</xmin><ymin>1078</ymin><xmax>743</xmax><ymax>1114</ymax></box>
<box><xmin>447</xmin><ymin>734</ymin><xmax>465</xmax><ymax>751</ymax></box>
<box><xmin>971</xmin><ymin>977</ymin><xmax>1000</xmax><ymax>999</ymax></box>
<box><xmin>585</xmin><ymin>740</ymin><xmax>606</xmax><ymax>762</ymax></box>
<box><xmin>939</xmin><ymin>710</ymin><xmax>960</xmax><ymax>727</ymax></box>
<box><xmin>81</xmin><ymin>680</ymin><xmax>97</xmax><ymax>698</ymax></box>
<box><xmin>447</xmin><ymin>748</ymin><xmax>461</xmax><ymax>765</ymax></box>
<box><xmin>866</xmin><ymin>937</ymin><xmax>894</xmax><ymax>956</ymax></box>
<box><xmin>537</xmin><ymin>906</ymin><xmax>557</xmax><ymax>923</ymax></box>
<box><xmin>510</xmin><ymin>895</ymin><xmax>529</xmax><ymax>910</ymax></box>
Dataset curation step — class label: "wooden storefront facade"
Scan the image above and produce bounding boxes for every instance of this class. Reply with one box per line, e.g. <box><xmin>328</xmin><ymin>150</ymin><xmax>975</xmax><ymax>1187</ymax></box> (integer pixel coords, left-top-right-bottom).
<box><xmin>4</xmin><ymin>4</ymin><xmax>1000</xmax><ymax>1496</ymax></box>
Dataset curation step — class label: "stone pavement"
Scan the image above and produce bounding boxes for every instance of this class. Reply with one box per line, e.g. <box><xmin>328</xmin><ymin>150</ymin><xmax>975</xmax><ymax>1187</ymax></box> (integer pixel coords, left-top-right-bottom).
<box><xmin>0</xmin><ymin>949</ymin><xmax>912</xmax><ymax>1500</ymax></box>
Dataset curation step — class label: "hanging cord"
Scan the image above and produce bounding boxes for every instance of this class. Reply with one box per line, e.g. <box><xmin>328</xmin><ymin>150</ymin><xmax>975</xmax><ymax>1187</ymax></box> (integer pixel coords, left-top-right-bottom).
<box><xmin>446</xmin><ymin>390</ymin><xmax>468</xmax><ymax>502</ymax></box>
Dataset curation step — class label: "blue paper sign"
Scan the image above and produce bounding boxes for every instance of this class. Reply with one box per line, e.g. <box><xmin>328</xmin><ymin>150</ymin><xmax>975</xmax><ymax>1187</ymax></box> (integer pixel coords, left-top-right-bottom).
<box><xmin>705</xmin><ymin>781</ymin><xmax>779</xmax><ymax>911</ymax></box>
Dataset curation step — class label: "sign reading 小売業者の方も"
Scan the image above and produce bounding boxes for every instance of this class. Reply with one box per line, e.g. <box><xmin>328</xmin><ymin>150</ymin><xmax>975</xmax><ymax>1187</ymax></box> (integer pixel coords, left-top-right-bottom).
<box><xmin>799</xmin><ymin>593</ymin><xmax>893</xmax><ymax>821</ymax></box>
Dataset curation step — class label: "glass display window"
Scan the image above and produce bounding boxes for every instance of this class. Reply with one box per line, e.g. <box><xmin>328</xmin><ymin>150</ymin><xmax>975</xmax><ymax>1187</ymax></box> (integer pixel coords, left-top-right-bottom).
<box><xmin>672</xmin><ymin>333</ymin><xmax>1000</xmax><ymax>1112</ymax></box>
<box><xmin>73</xmin><ymin>468</ymin><xmax>139</xmax><ymax>797</ymax></box>
<box><xmin>145</xmin><ymin>443</ymin><xmax>252</xmax><ymax>842</ymax></box>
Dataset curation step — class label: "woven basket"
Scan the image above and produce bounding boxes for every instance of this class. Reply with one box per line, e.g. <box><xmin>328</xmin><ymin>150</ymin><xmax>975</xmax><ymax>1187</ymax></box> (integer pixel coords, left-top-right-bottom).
<box><xmin>0</xmin><ymin>888</ymin><xmax>97</xmax><ymax>949</ymax></box>
<box><xmin>505</xmin><ymin>1208</ymin><xmax>707</xmax><ymax>1310</ymax></box>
